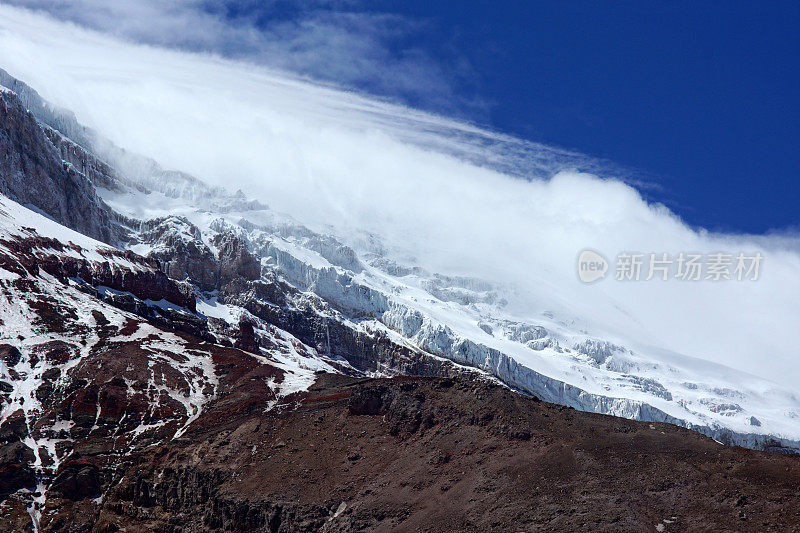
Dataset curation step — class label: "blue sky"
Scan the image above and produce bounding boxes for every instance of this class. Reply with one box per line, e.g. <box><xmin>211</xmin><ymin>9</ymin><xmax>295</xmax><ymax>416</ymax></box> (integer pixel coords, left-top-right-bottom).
<box><xmin>8</xmin><ymin>0</ymin><xmax>800</xmax><ymax>234</ymax></box>
<box><xmin>214</xmin><ymin>0</ymin><xmax>799</xmax><ymax>234</ymax></box>
<box><xmin>430</xmin><ymin>1</ymin><xmax>798</xmax><ymax>235</ymax></box>
<box><xmin>432</xmin><ymin>2</ymin><xmax>799</xmax><ymax>235</ymax></box>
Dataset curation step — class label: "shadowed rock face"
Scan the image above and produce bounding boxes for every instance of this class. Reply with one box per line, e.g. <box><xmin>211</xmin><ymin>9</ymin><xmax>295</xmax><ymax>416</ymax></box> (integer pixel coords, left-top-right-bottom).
<box><xmin>138</xmin><ymin>215</ymin><xmax>219</xmax><ymax>290</ymax></box>
<box><xmin>136</xmin><ymin>216</ymin><xmax>261</xmax><ymax>291</ymax></box>
<box><xmin>0</xmin><ymin>345</ymin><xmax>21</xmax><ymax>367</ymax></box>
<box><xmin>215</xmin><ymin>231</ymin><xmax>261</xmax><ymax>284</ymax></box>
<box><xmin>0</xmin><ymin>90</ymin><xmax>117</xmax><ymax>244</ymax></box>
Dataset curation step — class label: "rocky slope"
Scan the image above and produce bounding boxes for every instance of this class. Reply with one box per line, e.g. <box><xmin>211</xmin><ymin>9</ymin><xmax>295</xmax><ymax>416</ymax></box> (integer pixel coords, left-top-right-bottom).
<box><xmin>0</xmin><ymin>85</ymin><xmax>118</xmax><ymax>244</ymax></box>
<box><xmin>86</xmin><ymin>376</ymin><xmax>800</xmax><ymax>532</ymax></box>
<box><xmin>0</xmin><ymin>192</ymin><xmax>342</xmax><ymax>529</ymax></box>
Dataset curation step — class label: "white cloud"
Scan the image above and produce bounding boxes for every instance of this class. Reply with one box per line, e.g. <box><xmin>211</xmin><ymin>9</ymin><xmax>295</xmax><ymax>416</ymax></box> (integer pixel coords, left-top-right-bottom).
<box><xmin>0</xmin><ymin>4</ymin><xmax>798</xmax><ymax>389</ymax></box>
<box><xmin>2</xmin><ymin>0</ymin><xmax>477</xmax><ymax>112</ymax></box>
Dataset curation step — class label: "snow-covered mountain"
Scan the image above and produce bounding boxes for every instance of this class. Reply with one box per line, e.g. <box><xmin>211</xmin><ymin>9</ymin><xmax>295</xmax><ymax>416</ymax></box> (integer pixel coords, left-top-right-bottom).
<box><xmin>2</xmin><ymin>69</ymin><xmax>798</xmax><ymax>460</ymax></box>
<box><xmin>4</xmin><ymin>61</ymin><xmax>800</xmax><ymax>531</ymax></box>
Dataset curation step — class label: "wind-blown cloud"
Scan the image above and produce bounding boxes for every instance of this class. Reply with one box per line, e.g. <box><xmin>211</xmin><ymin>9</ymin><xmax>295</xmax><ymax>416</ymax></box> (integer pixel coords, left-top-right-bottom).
<box><xmin>0</xmin><ymin>4</ymin><xmax>798</xmax><ymax>390</ymax></box>
<box><xmin>3</xmin><ymin>0</ymin><xmax>480</xmax><ymax>113</ymax></box>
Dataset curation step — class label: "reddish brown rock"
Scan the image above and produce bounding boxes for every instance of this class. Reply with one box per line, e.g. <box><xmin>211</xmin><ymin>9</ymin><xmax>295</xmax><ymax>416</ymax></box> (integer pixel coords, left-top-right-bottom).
<box><xmin>0</xmin><ymin>233</ymin><xmax>195</xmax><ymax>311</ymax></box>
<box><xmin>214</xmin><ymin>232</ymin><xmax>260</xmax><ymax>284</ymax></box>
<box><xmin>0</xmin><ymin>344</ymin><xmax>20</xmax><ymax>367</ymax></box>
<box><xmin>0</xmin><ymin>410</ymin><xmax>27</xmax><ymax>443</ymax></box>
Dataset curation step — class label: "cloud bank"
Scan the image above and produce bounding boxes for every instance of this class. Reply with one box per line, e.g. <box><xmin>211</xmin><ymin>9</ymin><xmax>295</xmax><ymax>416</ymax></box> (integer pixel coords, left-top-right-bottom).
<box><xmin>0</xmin><ymin>4</ymin><xmax>798</xmax><ymax>389</ymax></box>
<box><xmin>3</xmin><ymin>0</ymin><xmax>481</xmax><ymax>114</ymax></box>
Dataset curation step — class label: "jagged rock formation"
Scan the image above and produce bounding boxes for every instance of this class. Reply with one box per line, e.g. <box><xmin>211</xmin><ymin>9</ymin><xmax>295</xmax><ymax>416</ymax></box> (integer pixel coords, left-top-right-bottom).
<box><xmin>0</xmin><ymin>87</ymin><xmax>117</xmax><ymax>243</ymax></box>
<box><xmin>137</xmin><ymin>216</ymin><xmax>220</xmax><ymax>290</ymax></box>
<box><xmin>214</xmin><ymin>231</ymin><xmax>261</xmax><ymax>285</ymax></box>
<box><xmin>0</xmin><ymin>232</ymin><xmax>194</xmax><ymax>311</ymax></box>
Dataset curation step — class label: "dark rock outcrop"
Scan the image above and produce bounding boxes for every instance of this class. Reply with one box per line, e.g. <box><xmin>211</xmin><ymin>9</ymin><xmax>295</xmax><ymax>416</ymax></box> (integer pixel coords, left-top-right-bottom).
<box><xmin>214</xmin><ymin>232</ymin><xmax>261</xmax><ymax>284</ymax></box>
<box><xmin>0</xmin><ymin>233</ymin><xmax>195</xmax><ymax>311</ymax></box>
<box><xmin>219</xmin><ymin>273</ymin><xmax>485</xmax><ymax>381</ymax></box>
<box><xmin>138</xmin><ymin>216</ymin><xmax>219</xmax><ymax>290</ymax></box>
<box><xmin>0</xmin><ymin>410</ymin><xmax>27</xmax><ymax>443</ymax></box>
<box><xmin>50</xmin><ymin>462</ymin><xmax>102</xmax><ymax>500</ymax></box>
<box><xmin>0</xmin><ymin>464</ymin><xmax>36</xmax><ymax>498</ymax></box>
<box><xmin>0</xmin><ymin>410</ymin><xmax>35</xmax><ymax>498</ymax></box>
<box><xmin>0</xmin><ymin>344</ymin><xmax>21</xmax><ymax>367</ymax></box>
<box><xmin>233</xmin><ymin>320</ymin><xmax>260</xmax><ymax>354</ymax></box>
<box><xmin>137</xmin><ymin>217</ymin><xmax>260</xmax><ymax>292</ymax></box>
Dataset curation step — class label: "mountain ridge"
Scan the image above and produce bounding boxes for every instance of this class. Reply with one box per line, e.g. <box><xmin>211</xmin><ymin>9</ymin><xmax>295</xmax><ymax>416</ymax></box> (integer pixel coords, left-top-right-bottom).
<box><xmin>0</xmin><ymin>71</ymin><xmax>798</xmax><ymax>455</ymax></box>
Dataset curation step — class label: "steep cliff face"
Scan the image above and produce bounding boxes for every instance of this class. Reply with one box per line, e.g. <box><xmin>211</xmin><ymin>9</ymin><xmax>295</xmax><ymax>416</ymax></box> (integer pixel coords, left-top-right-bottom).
<box><xmin>0</xmin><ymin>88</ymin><xmax>117</xmax><ymax>244</ymax></box>
<box><xmin>0</xmin><ymin>69</ymin><xmax>96</xmax><ymax>151</ymax></box>
<box><xmin>137</xmin><ymin>216</ymin><xmax>220</xmax><ymax>290</ymax></box>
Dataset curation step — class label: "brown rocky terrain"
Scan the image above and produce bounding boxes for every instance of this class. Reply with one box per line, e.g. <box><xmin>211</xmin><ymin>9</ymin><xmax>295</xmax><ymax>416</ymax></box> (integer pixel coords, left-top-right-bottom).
<box><xmin>4</xmin><ymin>371</ymin><xmax>799</xmax><ymax>532</ymax></box>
